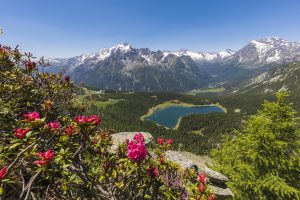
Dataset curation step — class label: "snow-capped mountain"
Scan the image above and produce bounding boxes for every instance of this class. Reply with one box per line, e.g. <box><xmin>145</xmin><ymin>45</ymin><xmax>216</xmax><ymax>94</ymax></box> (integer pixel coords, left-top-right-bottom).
<box><xmin>48</xmin><ymin>43</ymin><xmax>209</xmax><ymax>91</ymax></box>
<box><xmin>48</xmin><ymin>43</ymin><xmax>236</xmax><ymax>71</ymax></box>
<box><xmin>163</xmin><ymin>49</ymin><xmax>235</xmax><ymax>64</ymax></box>
<box><xmin>47</xmin><ymin>37</ymin><xmax>300</xmax><ymax>92</ymax></box>
<box><xmin>227</xmin><ymin>37</ymin><xmax>300</xmax><ymax>68</ymax></box>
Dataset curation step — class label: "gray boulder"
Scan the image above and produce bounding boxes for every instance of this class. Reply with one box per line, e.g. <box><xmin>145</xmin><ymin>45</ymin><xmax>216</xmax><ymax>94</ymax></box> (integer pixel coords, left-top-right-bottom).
<box><xmin>198</xmin><ymin>166</ymin><xmax>229</xmax><ymax>184</ymax></box>
<box><xmin>165</xmin><ymin>150</ymin><xmax>234</xmax><ymax>199</ymax></box>
<box><xmin>165</xmin><ymin>150</ymin><xmax>198</xmax><ymax>172</ymax></box>
<box><xmin>208</xmin><ymin>185</ymin><xmax>234</xmax><ymax>200</ymax></box>
<box><xmin>110</xmin><ymin>132</ymin><xmax>153</xmax><ymax>152</ymax></box>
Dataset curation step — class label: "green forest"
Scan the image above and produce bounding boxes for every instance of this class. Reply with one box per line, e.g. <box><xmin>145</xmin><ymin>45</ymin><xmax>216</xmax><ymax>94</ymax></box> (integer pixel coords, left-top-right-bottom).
<box><xmin>77</xmin><ymin>87</ymin><xmax>299</xmax><ymax>155</ymax></box>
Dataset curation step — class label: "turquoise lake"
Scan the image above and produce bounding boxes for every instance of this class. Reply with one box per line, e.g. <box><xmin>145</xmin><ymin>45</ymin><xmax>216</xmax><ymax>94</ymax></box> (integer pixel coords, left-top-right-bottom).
<box><xmin>144</xmin><ymin>105</ymin><xmax>224</xmax><ymax>129</ymax></box>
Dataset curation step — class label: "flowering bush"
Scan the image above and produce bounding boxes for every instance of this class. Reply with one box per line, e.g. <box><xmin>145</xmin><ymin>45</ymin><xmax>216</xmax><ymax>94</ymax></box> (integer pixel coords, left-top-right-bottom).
<box><xmin>0</xmin><ymin>45</ymin><xmax>215</xmax><ymax>199</ymax></box>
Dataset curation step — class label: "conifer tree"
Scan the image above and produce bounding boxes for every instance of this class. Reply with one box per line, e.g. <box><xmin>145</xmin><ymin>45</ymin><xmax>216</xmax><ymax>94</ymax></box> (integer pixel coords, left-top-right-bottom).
<box><xmin>212</xmin><ymin>92</ymin><xmax>300</xmax><ymax>200</ymax></box>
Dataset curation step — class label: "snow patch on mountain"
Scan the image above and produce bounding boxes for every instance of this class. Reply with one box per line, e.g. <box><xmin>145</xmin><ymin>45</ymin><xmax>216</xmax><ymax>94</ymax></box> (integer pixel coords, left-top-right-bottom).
<box><xmin>250</xmin><ymin>40</ymin><xmax>272</xmax><ymax>58</ymax></box>
<box><xmin>266</xmin><ymin>50</ymin><xmax>280</xmax><ymax>63</ymax></box>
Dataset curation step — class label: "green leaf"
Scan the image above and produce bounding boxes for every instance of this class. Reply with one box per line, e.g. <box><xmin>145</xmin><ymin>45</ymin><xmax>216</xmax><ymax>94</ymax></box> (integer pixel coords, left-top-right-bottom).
<box><xmin>9</xmin><ymin>142</ymin><xmax>21</xmax><ymax>149</ymax></box>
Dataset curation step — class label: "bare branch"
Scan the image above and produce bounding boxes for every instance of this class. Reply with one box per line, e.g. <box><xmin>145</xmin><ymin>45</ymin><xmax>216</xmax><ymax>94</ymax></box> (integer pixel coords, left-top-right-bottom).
<box><xmin>19</xmin><ymin>170</ymin><xmax>26</xmax><ymax>198</ymax></box>
<box><xmin>7</xmin><ymin>142</ymin><xmax>37</xmax><ymax>172</ymax></box>
<box><xmin>23</xmin><ymin>170</ymin><xmax>42</xmax><ymax>200</ymax></box>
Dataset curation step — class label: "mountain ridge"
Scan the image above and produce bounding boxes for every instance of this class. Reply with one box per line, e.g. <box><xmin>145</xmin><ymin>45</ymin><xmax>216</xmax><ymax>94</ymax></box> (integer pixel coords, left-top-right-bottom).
<box><xmin>47</xmin><ymin>37</ymin><xmax>300</xmax><ymax>92</ymax></box>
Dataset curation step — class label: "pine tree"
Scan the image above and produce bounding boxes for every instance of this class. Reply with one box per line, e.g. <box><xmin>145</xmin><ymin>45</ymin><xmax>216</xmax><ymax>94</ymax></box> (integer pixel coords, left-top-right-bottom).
<box><xmin>212</xmin><ymin>92</ymin><xmax>300</xmax><ymax>200</ymax></box>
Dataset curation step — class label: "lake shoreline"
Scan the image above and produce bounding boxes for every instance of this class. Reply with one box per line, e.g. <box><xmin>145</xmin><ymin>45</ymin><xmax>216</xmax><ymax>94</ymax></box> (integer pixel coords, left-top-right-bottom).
<box><xmin>140</xmin><ymin>100</ymin><xmax>227</xmax><ymax>130</ymax></box>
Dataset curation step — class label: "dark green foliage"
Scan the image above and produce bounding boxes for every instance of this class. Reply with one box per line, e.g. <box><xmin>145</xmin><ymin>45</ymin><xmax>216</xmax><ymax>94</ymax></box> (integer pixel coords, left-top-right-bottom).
<box><xmin>178</xmin><ymin>112</ymin><xmax>242</xmax><ymax>152</ymax></box>
<box><xmin>212</xmin><ymin>92</ymin><xmax>300</xmax><ymax>199</ymax></box>
<box><xmin>82</xmin><ymin>91</ymin><xmax>274</xmax><ymax>155</ymax></box>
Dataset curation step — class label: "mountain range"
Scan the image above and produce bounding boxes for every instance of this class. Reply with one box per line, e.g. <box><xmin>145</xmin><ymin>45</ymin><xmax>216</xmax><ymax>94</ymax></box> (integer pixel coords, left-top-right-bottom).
<box><xmin>47</xmin><ymin>37</ymin><xmax>300</xmax><ymax>92</ymax></box>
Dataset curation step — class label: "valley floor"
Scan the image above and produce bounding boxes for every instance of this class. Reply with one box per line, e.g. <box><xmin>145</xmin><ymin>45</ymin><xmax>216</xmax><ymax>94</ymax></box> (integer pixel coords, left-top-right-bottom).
<box><xmin>76</xmin><ymin>88</ymin><xmax>300</xmax><ymax>155</ymax></box>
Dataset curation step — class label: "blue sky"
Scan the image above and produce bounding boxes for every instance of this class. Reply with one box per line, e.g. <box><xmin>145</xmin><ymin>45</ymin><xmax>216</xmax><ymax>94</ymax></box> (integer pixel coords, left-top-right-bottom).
<box><xmin>1</xmin><ymin>0</ymin><xmax>300</xmax><ymax>58</ymax></box>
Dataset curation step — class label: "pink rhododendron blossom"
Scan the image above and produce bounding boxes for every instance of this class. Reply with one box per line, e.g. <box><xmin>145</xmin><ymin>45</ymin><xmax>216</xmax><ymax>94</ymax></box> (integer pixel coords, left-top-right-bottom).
<box><xmin>133</xmin><ymin>133</ymin><xmax>144</xmax><ymax>143</ymax></box>
<box><xmin>25</xmin><ymin>61</ymin><xmax>36</xmax><ymax>70</ymax></box>
<box><xmin>208</xmin><ymin>194</ymin><xmax>216</xmax><ymax>200</ymax></box>
<box><xmin>23</xmin><ymin>111</ymin><xmax>40</xmax><ymax>121</ymax></box>
<box><xmin>14</xmin><ymin>127</ymin><xmax>30</xmax><ymax>139</ymax></box>
<box><xmin>0</xmin><ymin>166</ymin><xmax>7</xmax><ymax>181</ymax></box>
<box><xmin>127</xmin><ymin>136</ymin><xmax>147</xmax><ymax>162</ymax></box>
<box><xmin>33</xmin><ymin>149</ymin><xmax>55</xmax><ymax>166</ymax></box>
<box><xmin>147</xmin><ymin>166</ymin><xmax>159</xmax><ymax>177</ymax></box>
<box><xmin>43</xmin><ymin>150</ymin><xmax>55</xmax><ymax>161</ymax></box>
<box><xmin>157</xmin><ymin>138</ymin><xmax>164</xmax><ymax>145</ymax></box>
<box><xmin>157</xmin><ymin>137</ymin><xmax>173</xmax><ymax>146</ymax></box>
<box><xmin>197</xmin><ymin>172</ymin><xmax>207</xmax><ymax>183</ymax></box>
<box><xmin>199</xmin><ymin>183</ymin><xmax>205</xmax><ymax>193</ymax></box>
<box><xmin>64</xmin><ymin>125</ymin><xmax>75</xmax><ymax>136</ymax></box>
<box><xmin>86</xmin><ymin>115</ymin><xmax>101</xmax><ymax>125</ymax></box>
<box><xmin>74</xmin><ymin>115</ymin><xmax>86</xmax><ymax>124</ymax></box>
<box><xmin>74</xmin><ymin>115</ymin><xmax>101</xmax><ymax>126</ymax></box>
<box><xmin>47</xmin><ymin>122</ymin><xmax>60</xmax><ymax>130</ymax></box>
<box><xmin>32</xmin><ymin>160</ymin><xmax>48</xmax><ymax>165</ymax></box>
<box><xmin>166</xmin><ymin>139</ymin><xmax>173</xmax><ymax>145</ymax></box>
<box><xmin>64</xmin><ymin>76</ymin><xmax>70</xmax><ymax>82</ymax></box>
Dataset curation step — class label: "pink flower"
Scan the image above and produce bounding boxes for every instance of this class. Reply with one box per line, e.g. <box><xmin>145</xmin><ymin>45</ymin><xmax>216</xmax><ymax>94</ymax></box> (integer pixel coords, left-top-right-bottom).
<box><xmin>64</xmin><ymin>125</ymin><xmax>75</xmax><ymax>136</ymax></box>
<box><xmin>157</xmin><ymin>138</ymin><xmax>164</xmax><ymax>145</ymax></box>
<box><xmin>32</xmin><ymin>160</ymin><xmax>48</xmax><ymax>165</ymax></box>
<box><xmin>197</xmin><ymin>172</ymin><xmax>207</xmax><ymax>183</ymax></box>
<box><xmin>127</xmin><ymin>140</ymin><xmax>147</xmax><ymax>162</ymax></box>
<box><xmin>74</xmin><ymin>115</ymin><xmax>101</xmax><ymax>126</ymax></box>
<box><xmin>23</xmin><ymin>111</ymin><xmax>40</xmax><ymax>121</ymax></box>
<box><xmin>208</xmin><ymin>194</ymin><xmax>216</xmax><ymax>200</ymax></box>
<box><xmin>199</xmin><ymin>183</ymin><xmax>205</xmax><ymax>193</ymax></box>
<box><xmin>86</xmin><ymin>115</ymin><xmax>101</xmax><ymax>126</ymax></box>
<box><xmin>74</xmin><ymin>115</ymin><xmax>86</xmax><ymax>124</ymax></box>
<box><xmin>47</xmin><ymin>122</ymin><xmax>60</xmax><ymax>130</ymax></box>
<box><xmin>64</xmin><ymin>76</ymin><xmax>70</xmax><ymax>82</ymax></box>
<box><xmin>147</xmin><ymin>166</ymin><xmax>159</xmax><ymax>177</ymax></box>
<box><xmin>33</xmin><ymin>149</ymin><xmax>55</xmax><ymax>166</ymax></box>
<box><xmin>133</xmin><ymin>133</ymin><xmax>144</xmax><ymax>143</ymax></box>
<box><xmin>0</xmin><ymin>166</ymin><xmax>7</xmax><ymax>181</ymax></box>
<box><xmin>157</xmin><ymin>137</ymin><xmax>173</xmax><ymax>146</ymax></box>
<box><xmin>25</xmin><ymin>61</ymin><xmax>36</xmax><ymax>70</ymax></box>
<box><xmin>14</xmin><ymin>127</ymin><xmax>30</xmax><ymax>139</ymax></box>
<box><xmin>166</xmin><ymin>139</ymin><xmax>173</xmax><ymax>145</ymax></box>
<box><xmin>43</xmin><ymin>150</ymin><xmax>55</xmax><ymax>161</ymax></box>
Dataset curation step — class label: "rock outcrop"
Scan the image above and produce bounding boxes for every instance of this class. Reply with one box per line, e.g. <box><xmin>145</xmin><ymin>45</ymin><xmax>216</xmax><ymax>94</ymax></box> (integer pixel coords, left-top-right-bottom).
<box><xmin>165</xmin><ymin>150</ymin><xmax>234</xmax><ymax>199</ymax></box>
<box><xmin>165</xmin><ymin>150</ymin><xmax>199</xmax><ymax>171</ymax></box>
<box><xmin>110</xmin><ymin>132</ymin><xmax>153</xmax><ymax>152</ymax></box>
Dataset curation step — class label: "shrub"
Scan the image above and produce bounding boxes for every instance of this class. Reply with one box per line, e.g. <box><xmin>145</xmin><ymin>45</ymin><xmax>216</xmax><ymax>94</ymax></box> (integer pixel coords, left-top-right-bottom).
<box><xmin>212</xmin><ymin>92</ymin><xmax>300</xmax><ymax>200</ymax></box>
